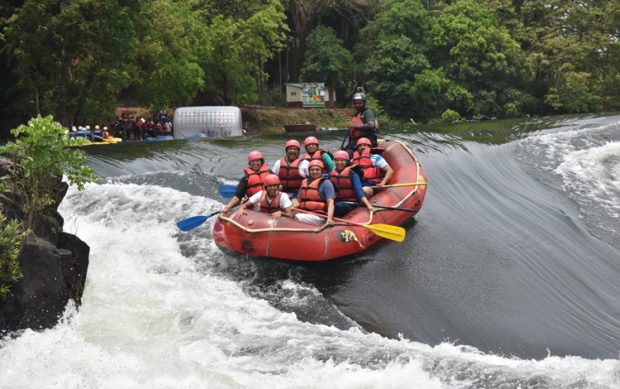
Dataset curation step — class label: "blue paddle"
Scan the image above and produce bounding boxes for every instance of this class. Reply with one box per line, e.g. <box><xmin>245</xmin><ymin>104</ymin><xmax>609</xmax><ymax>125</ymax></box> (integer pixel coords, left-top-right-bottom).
<box><xmin>176</xmin><ymin>211</ymin><xmax>221</xmax><ymax>232</ymax></box>
<box><xmin>219</xmin><ymin>184</ymin><xmax>237</xmax><ymax>199</ymax></box>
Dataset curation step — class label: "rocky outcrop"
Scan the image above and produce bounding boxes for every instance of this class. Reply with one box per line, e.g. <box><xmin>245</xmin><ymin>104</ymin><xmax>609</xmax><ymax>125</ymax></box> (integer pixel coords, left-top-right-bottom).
<box><xmin>0</xmin><ymin>157</ymin><xmax>89</xmax><ymax>334</ymax></box>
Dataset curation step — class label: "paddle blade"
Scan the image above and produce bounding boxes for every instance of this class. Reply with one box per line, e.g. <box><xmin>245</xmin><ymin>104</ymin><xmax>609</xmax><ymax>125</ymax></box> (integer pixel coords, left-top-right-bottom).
<box><xmin>176</xmin><ymin>211</ymin><xmax>219</xmax><ymax>232</ymax></box>
<box><xmin>219</xmin><ymin>184</ymin><xmax>237</xmax><ymax>199</ymax></box>
<box><xmin>365</xmin><ymin>223</ymin><xmax>406</xmax><ymax>242</ymax></box>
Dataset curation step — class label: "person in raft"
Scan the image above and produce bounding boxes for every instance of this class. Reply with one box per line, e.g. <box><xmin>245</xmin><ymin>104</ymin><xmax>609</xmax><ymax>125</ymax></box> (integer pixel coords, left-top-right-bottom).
<box><xmin>302</xmin><ymin>136</ymin><xmax>334</xmax><ymax>173</ymax></box>
<box><xmin>330</xmin><ymin>150</ymin><xmax>376</xmax><ymax>217</ymax></box>
<box><xmin>353</xmin><ymin>137</ymin><xmax>394</xmax><ymax>197</ymax></box>
<box><xmin>344</xmin><ymin>90</ymin><xmax>378</xmax><ymax>157</ymax></box>
<box><xmin>292</xmin><ymin>160</ymin><xmax>336</xmax><ymax>225</ymax></box>
<box><xmin>221</xmin><ymin>150</ymin><xmax>273</xmax><ymax>214</ymax></box>
<box><xmin>230</xmin><ymin>174</ymin><xmax>293</xmax><ymax>221</ymax></box>
<box><xmin>271</xmin><ymin>139</ymin><xmax>308</xmax><ymax>197</ymax></box>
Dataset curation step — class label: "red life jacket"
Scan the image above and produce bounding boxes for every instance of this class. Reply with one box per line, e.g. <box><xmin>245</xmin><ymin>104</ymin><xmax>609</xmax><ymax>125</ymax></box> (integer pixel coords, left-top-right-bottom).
<box><xmin>350</xmin><ymin>113</ymin><xmax>364</xmax><ymax>140</ymax></box>
<box><xmin>303</xmin><ymin>149</ymin><xmax>324</xmax><ymax>163</ymax></box>
<box><xmin>330</xmin><ymin>167</ymin><xmax>357</xmax><ymax>201</ymax></box>
<box><xmin>244</xmin><ymin>164</ymin><xmax>270</xmax><ymax>197</ymax></box>
<box><xmin>352</xmin><ymin>148</ymin><xmax>384</xmax><ymax>183</ymax></box>
<box><xmin>278</xmin><ymin>157</ymin><xmax>304</xmax><ymax>192</ymax></box>
<box><xmin>259</xmin><ymin>191</ymin><xmax>282</xmax><ymax>213</ymax></box>
<box><xmin>298</xmin><ymin>178</ymin><xmax>327</xmax><ymax>213</ymax></box>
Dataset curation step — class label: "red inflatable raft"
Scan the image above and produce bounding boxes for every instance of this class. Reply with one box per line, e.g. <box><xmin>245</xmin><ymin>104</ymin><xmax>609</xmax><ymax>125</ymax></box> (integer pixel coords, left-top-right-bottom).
<box><xmin>212</xmin><ymin>140</ymin><xmax>428</xmax><ymax>261</ymax></box>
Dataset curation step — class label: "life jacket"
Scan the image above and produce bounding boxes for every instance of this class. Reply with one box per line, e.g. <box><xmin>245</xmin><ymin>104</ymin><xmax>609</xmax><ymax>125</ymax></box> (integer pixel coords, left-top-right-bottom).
<box><xmin>298</xmin><ymin>178</ymin><xmax>327</xmax><ymax>213</ymax></box>
<box><xmin>330</xmin><ymin>167</ymin><xmax>357</xmax><ymax>202</ymax></box>
<box><xmin>244</xmin><ymin>164</ymin><xmax>270</xmax><ymax>197</ymax></box>
<box><xmin>352</xmin><ymin>148</ymin><xmax>384</xmax><ymax>183</ymax></box>
<box><xmin>349</xmin><ymin>109</ymin><xmax>379</xmax><ymax>143</ymax></box>
<box><xmin>303</xmin><ymin>149</ymin><xmax>325</xmax><ymax>163</ymax></box>
<box><xmin>259</xmin><ymin>191</ymin><xmax>282</xmax><ymax>213</ymax></box>
<box><xmin>278</xmin><ymin>157</ymin><xmax>304</xmax><ymax>192</ymax></box>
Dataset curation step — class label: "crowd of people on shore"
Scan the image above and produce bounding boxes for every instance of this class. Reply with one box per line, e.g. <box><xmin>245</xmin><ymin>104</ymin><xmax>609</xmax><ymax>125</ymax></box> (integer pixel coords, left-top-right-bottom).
<box><xmin>70</xmin><ymin>110</ymin><xmax>173</xmax><ymax>142</ymax></box>
<box><xmin>221</xmin><ymin>91</ymin><xmax>385</xmax><ymax>225</ymax></box>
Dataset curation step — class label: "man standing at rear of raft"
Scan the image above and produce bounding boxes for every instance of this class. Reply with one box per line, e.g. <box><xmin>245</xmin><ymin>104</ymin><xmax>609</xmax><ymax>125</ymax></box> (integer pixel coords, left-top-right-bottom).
<box><xmin>344</xmin><ymin>90</ymin><xmax>378</xmax><ymax>157</ymax></box>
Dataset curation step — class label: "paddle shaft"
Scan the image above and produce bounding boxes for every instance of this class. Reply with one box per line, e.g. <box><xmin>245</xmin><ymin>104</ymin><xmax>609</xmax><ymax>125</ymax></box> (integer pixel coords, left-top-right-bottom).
<box><xmin>379</xmin><ymin>181</ymin><xmax>427</xmax><ymax>189</ymax></box>
<box><xmin>341</xmin><ymin>202</ymin><xmax>418</xmax><ymax>212</ymax></box>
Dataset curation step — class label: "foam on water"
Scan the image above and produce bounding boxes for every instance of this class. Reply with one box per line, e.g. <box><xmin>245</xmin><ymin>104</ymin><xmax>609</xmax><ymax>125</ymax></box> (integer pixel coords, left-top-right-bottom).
<box><xmin>518</xmin><ymin>120</ymin><xmax>620</xmax><ymax>239</ymax></box>
<box><xmin>1</xmin><ymin>182</ymin><xmax>619</xmax><ymax>388</ymax></box>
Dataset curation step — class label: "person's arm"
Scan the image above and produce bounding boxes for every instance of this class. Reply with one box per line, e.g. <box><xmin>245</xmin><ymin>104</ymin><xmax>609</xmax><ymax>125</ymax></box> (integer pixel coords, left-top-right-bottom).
<box><xmin>320</xmin><ymin>180</ymin><xmax>336</xmax><ymax>225</ymax></box>
<box><xmin>325</xmin><ymin>199</ymin><xmax>335</xmax><ymax>225</ymax></box>
<box><xmin>322</xmin><ymin>152</ymin><xmax>335</xmax><ymax>171</ymax></box>
<box><xmin>231</xmin><ymin>191</ymin><xmax>261</xmax><ymax>219</ymax></box>
<box><xmin>221</xmin><ymin>177</ymin><xmax>247</xmax><ymax>213</ymax></box>
<box><xmin>272</xmin><ymin>193</ymin><xmax>293</xmax><ymax>220</ymax></box>
<box><xmin>372</xmin><ymin>156</ymin><xmax>393</xmax><ymax>187</ymax></box>
<box><xmin>378</xmin><ymin>164</ymin><xmax>393</xmax><ymax>187</ymax></box>
<box><xmin>272</xmin><ymin>159</ymin><xmax>280</xmax><ymax>175</ymax></box>
<box><xmin>299</xmin><ymin>159</ymin><xmax>309</xmax><ymax>177</ymax></box>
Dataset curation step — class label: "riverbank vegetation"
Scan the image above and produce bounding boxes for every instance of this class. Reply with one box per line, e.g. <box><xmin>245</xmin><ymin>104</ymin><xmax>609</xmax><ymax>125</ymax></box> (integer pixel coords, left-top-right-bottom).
<box><xmin>1</xmin><ymin>0</ymin><xmax>618</xmax><ymax>134</ymax></box>
<box><xmin>0</xmin><ymin>116</ymin><xmax>96</xmax><ymax>298</ymax></box>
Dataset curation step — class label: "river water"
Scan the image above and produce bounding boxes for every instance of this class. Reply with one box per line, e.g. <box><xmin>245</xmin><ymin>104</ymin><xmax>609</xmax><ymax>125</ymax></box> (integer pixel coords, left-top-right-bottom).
<box><xmin>1</xmin><ymin>114</ymin><xmax>619</xmax><ymax>388</ymax></box>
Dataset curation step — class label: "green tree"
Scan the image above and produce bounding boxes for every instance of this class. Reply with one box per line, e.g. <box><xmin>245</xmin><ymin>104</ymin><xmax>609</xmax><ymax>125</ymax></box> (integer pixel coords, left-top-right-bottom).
<box><xmin>1</xmin><ymin>0</ymin><xmax>140</xmax><ymax>125</ymax></box>
<box><xmin>129</xmin><ymin>0</ymin><xmax>208</xmax><ymax>108</ymax></box>
<box><xmin>0</xmin><ymin>116</ymin><xmax>97</xmax><ymax>227</ymax></box>
<box><xmin>429</xmin><ymin>0</ymin><xmax>531</xmax><ymax>118</ymax></box>
<box><xmin>301</xmin><ymin>26</ymin><xmax>353</xmax><ymax>100</ymax></box>
<box><xmin>365</xmin><ymin>36</ymin><xmax>432</xmax><ymax>119</ymax></box>
<box><xmin>199</xmin><ymin>0</ymin><xmax>288</xmax><ymax>104</ymax></box>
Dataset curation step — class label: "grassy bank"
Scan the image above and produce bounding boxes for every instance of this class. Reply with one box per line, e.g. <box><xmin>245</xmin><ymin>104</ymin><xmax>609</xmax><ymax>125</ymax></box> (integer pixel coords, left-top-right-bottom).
<box><xmin>240</xmin><ymin>105</ymin><xmax>351</xmax><ymax>134</ymax></box>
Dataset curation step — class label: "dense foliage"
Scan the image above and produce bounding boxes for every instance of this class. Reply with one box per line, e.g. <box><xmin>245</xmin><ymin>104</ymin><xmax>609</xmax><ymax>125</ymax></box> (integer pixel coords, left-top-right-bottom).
<box><xmin>0</xmin><ymin>116</ymin><xmax>97</xmax><ymax>227</ymax></box>
<box><xmin>0</xmin><ymin>212</ymin><xmax>29</xmax><ymax>301</ymax></box>
<box><xmin>1</xmin><ymin>0</ymin><xmax>618</xmax><ymax>126</ymax></box>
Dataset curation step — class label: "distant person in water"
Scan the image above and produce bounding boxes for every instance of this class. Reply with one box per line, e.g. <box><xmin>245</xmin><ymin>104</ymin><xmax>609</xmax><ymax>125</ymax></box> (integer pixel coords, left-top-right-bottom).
<box><xmin>221</xmin><ymin>151</ymin><xmax>273</xmax><ymax>214</ymax></box>
<box><xmin>230</xmin><ymin>174</ymin><xmax>293</xmax><ymax>221</ymax></box>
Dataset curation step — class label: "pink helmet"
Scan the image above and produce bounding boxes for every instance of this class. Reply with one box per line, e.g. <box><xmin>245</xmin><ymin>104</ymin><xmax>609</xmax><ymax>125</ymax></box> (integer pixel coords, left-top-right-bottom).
<box><xmin>285</xmin><ymin>139</ymin><xmax>301</xmax><ymax>150</ymax></box>
<box><xmin>308</xmin><ymin>160</ymin><xmax>324</xmax><ymax>170</ymax></box>
<box><xmin>333</xmin><ymin>150</ymin><xmax>350</xmax><ymax>161</ymax></box>
<box><xmin>304</xmin><ymin>136</ymin><xmax>319</xmax><ymax>147</ymax></box>
<box><xmin>247</xmin><ymin>150</ymin><xmax>263</xmax><ymax>162</ymax></box>
<box><xmin>356</xmin><ymin>137</ymin><xmax>372</xmax><ymax>147</ymax></box>
<box><xmin>263</xmin><ymin>174</ymin><xmax>280</xmax><ymax>186</ymax></box>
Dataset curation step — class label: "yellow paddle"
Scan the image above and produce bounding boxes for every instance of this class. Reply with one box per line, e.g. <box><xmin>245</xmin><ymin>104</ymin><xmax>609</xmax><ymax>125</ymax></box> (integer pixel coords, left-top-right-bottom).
<box><xmin>381</xmin><ymin>181</ymin><xmax>427</xmax><ymax>189</ymax></box>
<box><xmin>293</xmin><ymin>208</ymin><xmax>406</xmax><ymax>242</ymax></box>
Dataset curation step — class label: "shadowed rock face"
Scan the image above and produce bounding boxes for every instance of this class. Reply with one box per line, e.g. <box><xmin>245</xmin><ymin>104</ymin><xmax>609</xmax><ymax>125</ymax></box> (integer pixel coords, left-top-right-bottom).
<box><xmin>0</xmin><ymin>157</ymin><xmax>89</xmax><ymax>334</ymax></box>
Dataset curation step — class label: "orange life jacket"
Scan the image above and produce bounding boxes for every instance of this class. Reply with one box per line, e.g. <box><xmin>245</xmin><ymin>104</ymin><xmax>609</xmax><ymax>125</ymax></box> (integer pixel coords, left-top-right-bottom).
<box><xmin>244</xmin><ymin>164</ymin><xmax>270</xmax><ymax>197</ymax></box>
<box><xmin>303</xmin><ymin>149</ymin><xmax>324</xmax><ymax>163</ymax></box>
<box><xmin>278</xmin><ymin>157</ymin><xmax>304</xmax><ymax>192</ymax></box>
<box><xmin>350</xmin><ymin>113</ymin><xmax>364</xmax><ymax>140</ymax></box>
<box><xmin>352</xmin><ymin>148</ymin><xmax>384</xmax><ymax>183</ymax></box>
<box><xmin>298</xmin><ymin>178</ymin><xmax>327</xmax><ymax>213</ymax></box>
<box><xmin>259</xmin><ymin>191</ymin><xmax>282</xmax><ymax>213</ymax></box>
<box><xmin>330</xmin><ymin>167</ymin><xmax>357</xmax><ymax>201</ymax></box>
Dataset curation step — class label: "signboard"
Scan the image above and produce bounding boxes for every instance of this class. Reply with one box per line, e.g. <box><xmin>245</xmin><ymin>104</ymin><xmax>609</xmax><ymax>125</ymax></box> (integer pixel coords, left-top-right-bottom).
<box><xmin>301</xmin><ymin>83</ymin><xmax>326</xmax><ymax>108</ymax></box>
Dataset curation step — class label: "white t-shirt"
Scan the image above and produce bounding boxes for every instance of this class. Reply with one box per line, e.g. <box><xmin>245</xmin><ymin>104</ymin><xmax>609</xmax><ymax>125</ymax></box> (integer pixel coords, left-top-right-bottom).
<box><xmin>247</xmin><ymin>190</ymin><xmax>293</xmax><ymax>210</ymax></box>
<box><xmin>272</xmin><ymin>159</ymin><xmax>309</xmax><ymax>178</ymax></box>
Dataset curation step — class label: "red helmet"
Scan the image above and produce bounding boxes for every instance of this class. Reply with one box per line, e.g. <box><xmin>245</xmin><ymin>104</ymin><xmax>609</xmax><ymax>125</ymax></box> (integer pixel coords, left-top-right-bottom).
<box><xmin>304</xmin><ymin>136</ymin><xmax>319</xmax><ymax>147</ymax></box>
<box><xmin>247</xmin><ymin>150</ymin><xmax>263</xmax><ymax>162</ymax></box>
<box><xmin>263</xmin><ymin>174</ymin><xmax>280</xmax><ymax>186</ymax></box>
<box><xmin>285</xmin><ymin>139</ymin><xmax>301</xmax><ymax>150</ymax></box>
<box><xmin>308</xmin><ymin>160</ymin><xmax>324</xmax><ymax>170</ymax></box>
<box><xmin>356</xmin><ymin>137</ymin><xmax>372</xmax><ymax>147</ymax></box>
<box><xmin>333</xmin><ymin>150</ymin><xmax>350</xmax><ymax>160</ymax></box>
